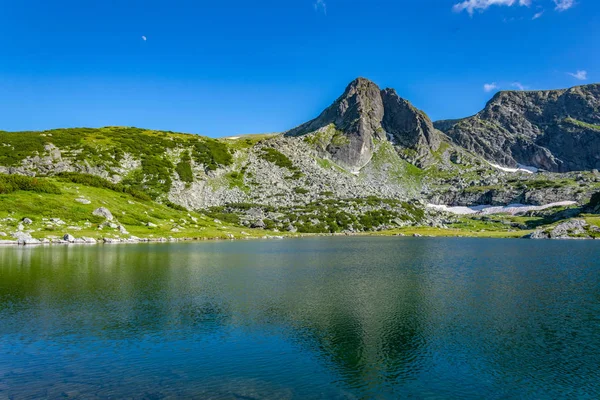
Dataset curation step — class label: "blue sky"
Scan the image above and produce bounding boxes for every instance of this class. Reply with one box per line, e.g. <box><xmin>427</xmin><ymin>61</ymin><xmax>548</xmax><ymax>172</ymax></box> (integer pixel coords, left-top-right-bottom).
<box><xmin>0</xmin><ymin>0</ymin><xmax>597</xmax><ymax>136</ymax></box>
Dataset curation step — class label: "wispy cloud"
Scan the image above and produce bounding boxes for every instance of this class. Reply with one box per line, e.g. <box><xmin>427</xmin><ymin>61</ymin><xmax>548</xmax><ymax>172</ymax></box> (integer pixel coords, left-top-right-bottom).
<box><xmin>511</xmin><ymin>82</ymin><xmax>529</xmax><ymax>90</ymax></box>
<box><xmin>453</xmin><ymin>0</ymin><xmax>577</xmax><ymax>15</ymax></box>
<box><xmin>141</xmin><ymin>36</ymin><xmax>147</xmax><ymax>41</ymax></box>
<box><xmin>532</xmin><ymin>9</ymin><xmax>544</xmax><ymax>19</ymax></box>
<box><xmin>568</xmin><ymin>70</ymin><xmax>588</xmax><ymax>80</ymax></box>
<box><xmin>314</xmin><ymin>0</ymin><xmax>327</xmax><ymax>14</ymax></box>
<box><xmin>453</xmin><ymin>0</ymin><xmax>531</xmax><ymax>16</ymax></box>
<box><xmin>554</xmin><ymin>0</ymin><xmax>575</xmax><ymax>11</ymax></box>
<box><xmin>484</xmin><ymin>82</ymin><xmax>499</xmax><ymax>92</ymax></box>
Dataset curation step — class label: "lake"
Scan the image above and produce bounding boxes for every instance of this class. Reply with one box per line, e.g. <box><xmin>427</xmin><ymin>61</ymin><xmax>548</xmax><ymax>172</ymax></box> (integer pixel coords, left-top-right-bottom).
<box><xmin>1</xmin><ymin>238</ymin><xmax>599</xmax><ymax>399</ymax></box>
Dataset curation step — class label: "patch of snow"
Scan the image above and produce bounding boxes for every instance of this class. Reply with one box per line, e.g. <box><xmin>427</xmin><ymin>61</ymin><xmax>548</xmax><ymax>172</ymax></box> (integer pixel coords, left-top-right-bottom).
<box><xmin>427</xmin><ymin>201</ymin><xmax>577</xmax><ymax>216</ymax></box>
<box><xmin>224</xmin><ymin>136</ymin><xmax>240</xmax><ymax>140</ymax></box>
<box><xmin>488</xmin><ymin>162</ymin><xmax>538</xmax><ymax>174</ymax></box>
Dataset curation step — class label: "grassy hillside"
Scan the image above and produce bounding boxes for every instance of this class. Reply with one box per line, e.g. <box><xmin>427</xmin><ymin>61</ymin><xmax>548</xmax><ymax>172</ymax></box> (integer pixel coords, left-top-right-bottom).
<box><xmin>0</xmin><ymin>173</ymin><xmax>265</xmax><ymax>241</ymax></box>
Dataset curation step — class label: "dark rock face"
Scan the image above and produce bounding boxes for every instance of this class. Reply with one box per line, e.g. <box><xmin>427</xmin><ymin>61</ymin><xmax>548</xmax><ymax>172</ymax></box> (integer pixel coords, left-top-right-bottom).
<box><xmin>381</xmin><ymin>89</ymin><xmax>442</xmax><ymax>166</ymax></box>
<box><xmin>286</xmin><ymin>78</ymin><xmax>385</xmax><ymax>170</ymax></box>
<box><xmin>440</xmin><ymin>84</ymin><xmax>600</xmax><ymax>172</ymax></box>
<box><xmin>286</xmin><ymin>78</ymin><xmax>443</xmax><ymax>169</ymax></box>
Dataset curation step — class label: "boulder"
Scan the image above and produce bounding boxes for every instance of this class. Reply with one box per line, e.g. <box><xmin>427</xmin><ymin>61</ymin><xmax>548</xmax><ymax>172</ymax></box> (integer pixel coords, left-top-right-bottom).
<box><xmin>528</xmin><ymin>219</ymin><xmax>593</xmax><ymax>239</ymax></box>
<box><xmin>92</xmin><ymin>207</ymin><xmax>114</xmax><ymax>221</ymax></box>
<box><xmin>286</xmin><ymin>224</ymin><xmax>297</xmax><ymax>233</ymax></box>
<box><xmin>118</xmin><ymin>225</ymin><xmax>129</xmax><ymax>235</ymax></box>
<box><xmin>76</xmin><ymin>198</ymin><xmax>91</xmax><ymax>204</ymax></box>
<box><xmin>13</xmin><ymin>231</ymin><xmax>40</xmax><ymax>245</ymax></box>
<box><xmin>251</xmin><ymin>219</ymin><xmax>266</xmax><ymax>229</ymax></box>
<box><xmin>63</xmin><ymin>234</ymin><xmax>76</xmax><ymax>242</ymax></box>
<box><xmin>22</xmin><ymin>218</ymin><xmax>33</xmax><ymax>225</ymax></box>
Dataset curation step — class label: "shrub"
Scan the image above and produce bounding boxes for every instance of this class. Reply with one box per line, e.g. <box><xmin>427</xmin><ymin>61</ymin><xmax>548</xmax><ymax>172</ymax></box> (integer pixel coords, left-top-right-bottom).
<box><xmin>175</xmin><ymin>152</ymin><xmax>194</xmax><ymax>183</ymax></box>
<box><xmin>259</xmin><ymin>148</ymin><xmax>294</xmax><ymax>169</ymax></box>
<box><xmin>294</xmin><ymin>187</ymin><xmax>310</xmax><ymax>195</ymax></box>
<box><xmin>192</xmin><ymin>139</ymin><xmax>233</xmax><ymax>171</ymax></box>
<box><xmin>164</xmin><ymin>200</ymin><xmax>187</xmax><ymax>212</ymax></box>
<box><xmin>0</xmin><ymin>174</ymin><xmax>61</xmax><ymax>194</ymax></box>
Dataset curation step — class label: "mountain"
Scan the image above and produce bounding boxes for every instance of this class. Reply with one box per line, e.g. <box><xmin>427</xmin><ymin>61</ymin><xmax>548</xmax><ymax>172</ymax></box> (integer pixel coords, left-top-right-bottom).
<box><xmin>286</xmin><ymin>78</ymin><xmax>445</xmax><ymax>169</ymax></box>
<box><xmin>436</xmin><ymin>84</ymin><xmax>600</xmax><ymax>172</ymax></box>
<box><xmin>1</xmin><ymin>78</ymin><xmax>600</xmax><ymax>242</ymax></box>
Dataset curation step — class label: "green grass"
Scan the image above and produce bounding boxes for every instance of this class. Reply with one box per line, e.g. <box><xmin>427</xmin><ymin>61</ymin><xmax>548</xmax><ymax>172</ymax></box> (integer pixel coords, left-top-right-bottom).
<box><xmin>303</xmin><ymin>124</ymin><xmax>349</xmax><ymax>149</ymax></box>
<box><xmin>375</xmin><ymin>227</ymin><xmax>530</xmax><ymax>238</ymax></box>
<box><xmin>564</xmin><ymin>117</ymin><xmax>600</xmax><ymax>131</ymax></box>
<box><xmin>225</xmin><ymin>170</ymin><xmax>250</xmax><ymax>192</ymax></box>
<box><xmin>57</xmin><ymin>172</ymin><xmax>152</xmax><ymax>201</ymax></box>
<box><xmin>0</xmin><ymin>175</ymin><xmax>265</xmax><ymax>240</ymax></box>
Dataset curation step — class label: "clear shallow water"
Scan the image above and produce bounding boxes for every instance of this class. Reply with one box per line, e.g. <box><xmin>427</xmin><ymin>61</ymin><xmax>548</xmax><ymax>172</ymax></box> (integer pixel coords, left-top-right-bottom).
<box><xmin>0</xmin><ymin>238</ymin><xmax>599</xmax><ymax>399</ymax></box>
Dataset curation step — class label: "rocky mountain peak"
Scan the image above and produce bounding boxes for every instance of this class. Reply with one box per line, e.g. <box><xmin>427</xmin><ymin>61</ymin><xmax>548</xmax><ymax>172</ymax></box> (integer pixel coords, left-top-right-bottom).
<box><xmin>381</xmin><ymin>88</ymin><xmax>442</xmax><ymax>166</ymax></box>
<box><xmin>286</xmin><ymin>78</ymin><xmax>444</xmax><ymax>169</ymax></box>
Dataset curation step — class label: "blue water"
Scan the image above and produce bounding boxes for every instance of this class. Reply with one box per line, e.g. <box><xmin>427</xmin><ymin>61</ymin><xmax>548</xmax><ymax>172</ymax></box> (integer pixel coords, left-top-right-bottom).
<box><xmin>0</xmin><ymin>237</ymin><xmax>599</xmax><ymax>399</ymax></box>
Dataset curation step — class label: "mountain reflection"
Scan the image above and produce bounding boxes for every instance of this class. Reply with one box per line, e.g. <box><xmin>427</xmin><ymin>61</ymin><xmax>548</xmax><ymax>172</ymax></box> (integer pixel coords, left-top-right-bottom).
<box><xmin>1</xmin><ymin>238</ymin><xmax>599</xmax><ymax>398</ymax></box>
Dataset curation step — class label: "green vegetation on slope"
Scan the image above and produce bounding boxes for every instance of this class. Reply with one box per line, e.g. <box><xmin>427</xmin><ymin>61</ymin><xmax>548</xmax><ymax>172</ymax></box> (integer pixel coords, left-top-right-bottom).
<box><xmin>0</xmin><ymin>174</ymin><xmax>61</xmax><ymax>195</ymax></box>
<box><xmin>564</xmin><ymin>117</ymin><xmax>600</xmax><ymax>131</ymax></box>
<box><xmin>0</xmin><ymin>127</ymin><xmax>239</xmax><ymax>197</ymax></box>
<box><xmin>175</xmin><ymin>151</ymin><xmax>194</xmax><ymax>183</ymax></box>
<box><xmin>259</xmin><ymin>147</ymin><xmax>304</xmax><ymax>180</ymax></box>
<box><xmin>0</xmin><ymin>173</ymin><xmax>258</xmax><ymax>240</ymax></box>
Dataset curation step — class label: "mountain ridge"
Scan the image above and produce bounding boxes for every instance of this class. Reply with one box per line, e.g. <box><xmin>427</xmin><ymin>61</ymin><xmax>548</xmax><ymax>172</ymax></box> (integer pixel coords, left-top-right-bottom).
<box><xmin>1</xmin><ymin>78</ymin><xmax>600</xmax><ymax>241</ymax></box>
<box><xmin>437</xmin><ymin>83</ymin><xmax>600</xmax><ymax>172</ymax></box>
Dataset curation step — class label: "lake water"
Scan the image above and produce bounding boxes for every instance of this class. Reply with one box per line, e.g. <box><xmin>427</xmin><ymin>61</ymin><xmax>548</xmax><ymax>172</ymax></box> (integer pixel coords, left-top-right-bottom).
<box><xmin>1</xmin><ymin>238</ymin><xmax>599</xmax><ymax>399</ymax></box>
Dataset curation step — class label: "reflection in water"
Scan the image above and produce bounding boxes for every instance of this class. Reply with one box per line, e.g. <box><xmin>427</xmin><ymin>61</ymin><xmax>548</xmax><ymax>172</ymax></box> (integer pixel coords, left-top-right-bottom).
<box><xmin>1</xmin><ymin>238</ymin><xmax>599</xmax><ymax>399</ymax></box>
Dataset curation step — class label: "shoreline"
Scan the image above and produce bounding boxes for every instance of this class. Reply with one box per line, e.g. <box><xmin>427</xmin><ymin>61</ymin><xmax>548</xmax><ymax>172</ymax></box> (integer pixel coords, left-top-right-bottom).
<box><xmin>0</xmin><ymin>230</ymin><xmax>535</xmax><ymax>246</ymax></box>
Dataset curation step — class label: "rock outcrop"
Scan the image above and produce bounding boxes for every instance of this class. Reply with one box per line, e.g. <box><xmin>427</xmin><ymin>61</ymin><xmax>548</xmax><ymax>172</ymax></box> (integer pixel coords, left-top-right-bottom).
<box><xmin>528</xmin><ymin>219</ymin><xmax>599</xmax><ymax>240</ymax></box>
<box><xmin>439</xmin><ymin>84</ymin><xmax>600</xmax><ymax>172</ymax></box>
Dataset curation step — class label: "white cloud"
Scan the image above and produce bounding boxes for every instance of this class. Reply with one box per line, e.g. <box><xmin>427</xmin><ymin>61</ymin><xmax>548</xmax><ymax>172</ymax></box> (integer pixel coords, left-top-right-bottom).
<box><xmin>511</xmin><ymin>82</ymin><xmax>528</xmax><ymax>90</ymax></box>
<box><xmin>568</xmin><ymin>70</ymin><xmax>588</xmax><ymax>80</ymax></box>
<box><xmin>532</xmin><ymin>10</ymin><xmax>544</xmax><ymax>19</ymax></box>
<box><xmin>554</xmin><ymin>0</ymin><xmax>575</xmax><ymax>11</ymax></box>
<box><xmin>453</xmin><ymin>0</ymin><xmax>531</xmax><ymax>15</ymax></box>
<box><xmin>141</xmin><ymin>36</ymin><xmax>147</xmax><ymax>41</ymax></box>
<box><xmin>453</xmin><ymin>0</ymin><xmax>576</xmax><ymax>15</ymax></box>
<box><xmin>484</xmin><ymin>82</ymin><xmax>499</xmax><ymax>92</ymax></box>
<box><xmin>314</xmin><ymin>0</ymin><xmax>327</xmax><ymax>14</ymax></box>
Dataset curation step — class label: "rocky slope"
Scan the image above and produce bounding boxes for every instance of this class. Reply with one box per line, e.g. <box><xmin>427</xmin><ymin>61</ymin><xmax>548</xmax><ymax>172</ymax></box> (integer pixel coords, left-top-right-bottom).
<box><xmin>436</xmin><ymin>84</ymin><xmax>600</xmax><ymax>172</ymax></box>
